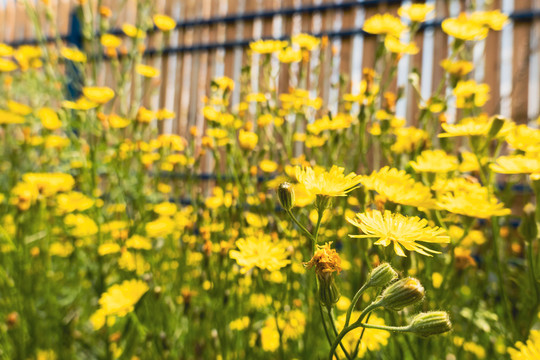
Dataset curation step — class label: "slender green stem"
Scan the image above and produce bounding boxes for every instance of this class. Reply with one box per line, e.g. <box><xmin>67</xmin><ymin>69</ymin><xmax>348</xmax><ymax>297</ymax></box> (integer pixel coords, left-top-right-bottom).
<box><xmin>318</xmin><ymin>303</ymin><xmax>334</xmax><ymax>354</ymax></box>
<box><xmin>327</xmin><ymin>306</ymin><xmax>352</xmax><ymax>360</ymax></box>
<box><xmin>285</xmin><ymin>209</ymin><xmax>314</xmax><ymax>242</ymax></box>
<box><xmin>344</xmin><ymin>283</ymin><xmax>368</xmax><ymax>327</ymax></box>
<box><xmin>356</xmin><ymin>322</ymin><xmax>410</xmax><ymax>333</ymax></box>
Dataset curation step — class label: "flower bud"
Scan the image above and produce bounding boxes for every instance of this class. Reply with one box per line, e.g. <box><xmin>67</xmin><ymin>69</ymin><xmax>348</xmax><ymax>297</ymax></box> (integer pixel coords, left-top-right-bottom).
<box><xmin>378</xmin><ymin>277</ymin><xmax>425</xmax><ymax>311</ymax></box>
<box><xmin>318</xmin><ymin>273</ymin><xmax>341</xmax><ymax>307</ymax></box>
<box><xmin>408</xmin><ymin>311</ymin><xmax>452</xmax><ymax>337</ymax></box>
<box><xmin>277</xmin><ymin>182</ymin><xmax>295</xmax><ymax>210</ymax></box>
<box><xmin>488</xmin><ymin>115</ymin><xmax>506</xmax><ymax>139</ymax></box>
<box><xmin>519</xmin><ymin>203</ymin><xmax>538</xmax><ymax>241</ymax></box>
<box><xmin>366</xmin><ymin>263</ymin><xmax>398</xmax><ymax>288</ymax></box>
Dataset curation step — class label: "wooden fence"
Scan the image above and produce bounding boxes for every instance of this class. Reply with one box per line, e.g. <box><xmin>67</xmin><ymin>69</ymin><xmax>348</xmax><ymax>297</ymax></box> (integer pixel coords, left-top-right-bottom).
<box><xmin>1</xmin><ymin>0</ymin><xmax>540</xmax><ymax>136</ymax></box>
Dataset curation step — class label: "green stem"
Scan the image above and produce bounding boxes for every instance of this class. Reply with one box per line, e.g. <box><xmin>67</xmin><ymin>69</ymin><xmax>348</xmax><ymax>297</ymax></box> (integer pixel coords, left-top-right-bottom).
<box><xmin>285</xmin><ymin>209</ymin><xmax>314</xmax><ymax>242</ymax></box>
<box><xmin>327</xmin><ymin>306</ymin><xmax>352</xmax><ymax>360</ymax></box>
<box><xmin>344</xmin><ymin>283</ymin><xmax>368</xmax><ymax>327</ymax></box>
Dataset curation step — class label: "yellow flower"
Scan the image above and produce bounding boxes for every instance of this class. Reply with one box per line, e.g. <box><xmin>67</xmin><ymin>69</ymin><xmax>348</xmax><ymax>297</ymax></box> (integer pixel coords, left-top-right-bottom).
<box><xmin>60</xmin><ymin>47</ymin><xmax>87</xmax><ymax>63</ymax></box>
<box><xmin>335</xmin><ymin>312</ymin><xmax>390</xmax><ymax>358</ymax></box>
<box><xmin>154</xmin><ymin>202</ymin><xmax>177</xmax><ymax>216</ymax></box>
<box><xmin>295</xmin><ymin>165</ymin><xmax>362</xmax><ymax>197</ymax></box>
<box><xmin>56</xmin><ymin>192</ymin><xmax>94</xmax><ymax>213</ymax></box>
<box><xmin>398</xmin><ymin>4</ymin><xmax>435</xmax><ymax>22</ymax></box>
<box><xmin>229</xmin><ymin>235</ymin><xmax>290</xmax><ymax>273</ymax></box>
<box><xmin>153</xmin><ymin>14</ymin><xmax>176</xmax><ymax>31</ymax></box>
<box><xmin>238</xmin><ymin>129</ymin><xmax>258</xmax><ymax>150</ymax></box>
<box><xmin>259</xmin><ymin>159</ymin><xmax>278</xmax><ymax>173</ymax></box>
<box><xmin>122</xmin><ymin>23</ymin><xmax>146</xmax><ymax>38</ymax></box>
<box><xmin>453</xmin><ymin>80</ymin><xmax>490</xmax><ymax>108</ymax></box>
<box><xmin>363</xmin><ymin>14</ymin><xmax>407</xmax><ymax>37</ymax></box>
<box><xmin>108</xmin><ymin>114</ymin><xmax>131</xmax><ymax>128</ymax></box>
<box><xmin>0</xmin><ymin>43</ymin><xmax>14</xmax><ymax>56</ymax></box>
<box><xmin>360</xmin><ymin>167</ymin><xmax>437</xmax><ymax>209</ymax></box>
<box><xmin>508</xmin><ymin>329</ymin><xmax>540</xmax><ymax>360</ymax></box>
<box><xmin>437</xmin><ymin>192</ymin><xmax>510</xmax><ymax>219</ymax></box>
<box><xmin>249</xmin><ymin>39</ymin><xmax>287</xmax><ymax>54</ymax></box>
<box><xmin>490</xmin><ymin>155</ymin><xmax>540</xmax><ymax>174</ymax></box>
<box><xmin>439</xmin><ymin>114</ymin><xmax>513</xmax><ymax>138</ymax></box>
<box><xmin>38</xmin><ymin>107</ymin><xmax>62</xmax><ymax>130</ymax></box>
<box><xmin>277</xmin><ymin>47</ymin><xmax>302</xmax><ymax>63</ymax></box>
<box><xmin>136</xmin><ymin>64</ymin><xmax>160</xmax><ymax>78</ymax></box>
<box><xmin>391</xmin><ymin>127</ymin><xmax>429</xmax><ymax>153</ymax></box>
<box><xmin>306</xmin><ymin>113</ymin><xmax>353</xmax><ymax>135</ymax></box>
<box><xmin>213</xmin><ymin>76</ymin><xmax>235</xmax><ymax>91</ymax></box>
<box><xmin>442</xmin><ymin>13</ymin><xmax>489</xmax><ymax>41</ymax></box>
<box><xmin>291</xmin><ymin>33</ymin><xmax>320</xmax><ymax>50</ymax></box>
<box><xmin>347</xmin><ymin>210</ymin><xmax>450</xmax><ymax>256</ymax></box>
<box><xmin>0</xmin><ymin>58</ymin><xmax>17</xmax><ymax>72</ymax></box>
<box><xmin>44</xmin><ymin>135</ymin><xmax>70</xmax><ymax>149</ymax></box>
<box><xmin>22</xmin><ymin>173</ymin><xmax>75</xmax><ymax>196</ymax></box>
<box><xmin>440</xmin><ymin>59</ymin><xmax>474</xmax><ymax>76</ymax></box>
<box><xmin>261</xmin><ymin>309</ymin><xmax>306</xmax><ymax>352</ymax></box>
<box><xmin>82</xmin><ymin>86</ymin><xmax>115</xmax><ymax>104</ymax></box>
<box><xmin>0</xmin><ymin>109</ymin><xmax>25</xmax><ymax>125</ymax></box>
<box><xmin>97</xmin><ymin>243</ymin><xmax>121</xmax><ymax>256</ymax></box>
<box><xmin>101</xmin><ymin>34</ymin><xmax>122</xmax><ymax>48</ymax></box>
<box><xmin>410</xmin><ymin>149</ymin><xmax>458</xmax><ymax>173</ymax></box>
<box><xmin>137</xmin><ymin>106</ymin><xmax>156</xmax><ymax>123</ymax></box>
<box><xmin>65</xmin><ymin>213</ymin><xmax>98</xmax><ymax>237</ymax></box>
<box><xmin>505</xmin><ymin>125</ymin><xmax>540</xmax><ymax>152</ymax></box>
<box><xmin>49</xmin><ymin>242</ymin><xmax>74</xmax><ymax>257</ymax></box>
<box><xmin>7</xmin><ymin>101</ymin><xmax>32</xmax><ymax>115</ymax></box>
<box><xmin>126</xmin><ymin>235</ymin><xmax>152</xmax><ymax>250</ymax></box>
<box><xmin>145</xmin><ymin>216</ymin><xmax>175</xmax><ymax>238</ymax></box>
<box><xmin>384</xmin><ymin>36</ymin><xmax>419</xmax><ymax>55</ymax></box>
<box><xmin>470</xmin><ymin>10</ymin><xmax>509</xmax><ymax>31</ymax></box>
<box><xmin>156</xmin><ymin>108</ymin><xmax>175</xmax><ymax>120</ymax></box>
<box><xmin>62</xmin><ymin>97</ymin><xmax>98</xmax><ymax>111</ymax></box>
<box><xmin>97</xmin><ymin>279</ymin><xmax>149</xmax><ymax>319</ymax></box>
<box><xmin>119</xmin><ymin>251</ymin><xmax>150</xmax><ymax>275</ymax></box>
<box><xmin>305</xmin><ymin>242</ymin><xmax>342</xmax><ymax>274</ymax></box>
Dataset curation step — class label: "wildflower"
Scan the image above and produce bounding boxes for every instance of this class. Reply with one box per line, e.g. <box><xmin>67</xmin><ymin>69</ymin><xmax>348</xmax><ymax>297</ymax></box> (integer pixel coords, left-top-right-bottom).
<box><xmin>439</xmin><ymin>115</ymin><xmax>513</xmax><ymax>138</ymax></box>
<box><xmin>213</xmin><ymin>76</ymin><xmax>235</xmax><ymax>91</ymax></box>
<box><xmin>277</xmin><ymin>182</ymin><xmax>295</xmax><ymax>210</ymax></box>
<box><xmin>0</xmin><ymin>109</ymin><xmax>25</xmax><ymax>125</ymax></box>
<box><xmin>122</xmin><ymin>23</ymin><xmax>146</xmax><ymax>38</ymax></box>
<box><xmin>0</xmin><ymin>43</ymin><xmax>13</xmax><ymax>56</ymax></box>
<box><xmin>384</xmin><ymin>36</ymin><xmax>419</xmax><ymax>55</ymax></box>
<box><xmin>7</xmin><ymin>101</ymin><xmax>31</xmax><ymax>115</ymax></box>
<box><xmin>49</xmin><ymin>242</ymin><xmax>75</xmax><ymax>257</ymax></box>
<box><xmin>93</xmin><ymin>279</ymin><xmax>148</xmax><ymax>327</ymax></box>
<box><xmin>505</xmin><ymin>125</ymin><xmax>540</xmax><ymax>152</ymax></box>
<box><xmin>336</xmin><ymin>312</ymin><xmax>390</xmax><ymax>358</ymax></box>
<box><xmin>441</xmin><ymin>59</ymin><xmax>474</xmax><ymax>77</ymax></box>
<box><xmin>101</xmin><ymin>34</ymin><xmax>122</xmax><ymax>48</ymax></box>
<box><xmin>60</xmin><ymin>46</ymin><xmax>87</xmax><ymax>63</ymax></box>
<box><xmin>137</xmin><ymin>107</ymin><xmax>156</xmax><ymax>123</ymax></box>
<box><xmin>366</xmin><ymin>263</ymin><xmax>398</xmax><ymax>288</ymax></box>
<box><xmin>153</xmin><ymin>14</ymin><xmax>176</xmax><ymax>31</ymax></box>
<box><xmin>126</xmin><ymin>235</ymin><xmax>152</xmax><ymax>250</ymax></box>
<box><xmin>56</xmin><ymin>192</ymin><xmax>94</xmax><ymax>213</ymax></box>
<box><xmin>154</xmin><ymin>202</ymin><xmax>177</xmax><ymax>216</ymax></box>
<box><xmin>97</xmin><ymin>243</ymin><xmax>121</xmax><ymax>256</ymax></box>
<box><xmin>22</xmin><ymin>173</ymin><xmax>75</xmax><ymax>196</ymax></box>
<box><xmin>508</xmin><ymin>329</ymin><xmax>540</xmax><ymax>360</ymax></box>
<box><xmin>490</xmin><ymin>155</ymin><xmax>540</xmax><ymax>174</ymax></box>
<box><xmin>65</xmin><ymin>214</ymin><xmax>98</xmax><ymax>237</ymax></box>
<box><xmin>470</xmin><ymin>10</ymin><xmax>509</xmax><ymax>31</ymax></box>
<box><xmin>108</xmin><ymin>114</ymin><xmax>130</xmax><ymax>128</ymax></box>
<box><xmin>261</xmin><ymin>310</ymin><xmax>306</xmax><ymax>352</ymax></box>
<box><xmin>249</xmin><ymin>39</ymin><xmax>287</xmax><ymax>54</ymax></box>
<box><xmin>348</xmin><ymin>210</ymin><xmax>450</xmax><ymax>256</ymax></box>
<box><xmin>229</xmin><ymin>234</ymin><xmax>290</xmax><ymax>273</ymax></box>
<box><xmin>259</xmin><ymin>159</ymin><xmax>278</xmax><ymax>173</ymax></box>
<box><xmin>305</xmin><ymin>242</ymin><xmax>342</xmax><ymax>306</ymax></box>
<box><xmin>145</xmin><ymin>216</ymin><xmax>175</xmax><ymax>238</ymax></box>
<box><xmin>38</xmin><ymin>107</ymin><xmax>62</xmax><ymax>130</ymax></box>
<box><xmin>398</xmin><ymin>4</ymin><xmax>435</xmax><ymax>22</ymax></box>
<box><xmin>238</xmin><ymin>129</ymin><xmax>258</xmax><ymax>150</ymax></box>
<box><xmin>306</xmin><ymin>113</ymin><xmax>353</xmax><ymax>135</ymax></box>
<box><xmin>363</xmin><ymin>13</ymin><xmax>407</xmax><ymax>37</ymax></box>
<box><xmin>442</xmin><ymin>13</ymin><xmax>489</xmax><ymax>41</ymax></box>
<box><xmin>391</xmin><ymin>127</ymin><xmax>429</xmax><ymax>153</ymax></box>
<box><xmin>278</xmin><ymin>47</ymin><xmax>302</xmax><ymax>63</ymax></box>
<box><xmin>407</xmin><ymin>312</ymin><xmax>452</xmax><ymax>337</ymax></box>
<box><xmin>295</xmin><ymin>165</ymin><xmax>362</xmax><ymax>197</ymax></box>
<box><xmin>360</xmin><ymin>167</ymin><xmax>437</xmax><ymax>209</ymax></box>
<box><xmin>437</xmin><ymin>192</ymin><xmax>511</xmax><ymax>219</ymax></box>
<box><xmin>119</xmin><ymin>251</ymin><xmax>150</xmax><ymax>275</ymax></box>
<box><xmin>409</xmin><ymin>149</ymin><xmax>458</xmax><ymax>173</ymax></box>
<box><xmin>135</xmin><ymin>64</ymin><xmax>160</xmax><ymax>78</ymax></box>
<box><xmin>291</xmin><ymin>33</ymin><xmax>320</xmax><ymax>50</ymax></box>
<box><xmin>378</xmin><ymin>277</ymin><xmax>425</xmax><ymax>310</ymax></box>
<box><xmin>82</xmin><ymin>86</ymin><xmax>115</xmax><ymax>104</ymax></box>
<box><xmin>453</xmin><ymin>80</ymin><xmax>490</xmax><ymax>108</ymax></box>
<box><xmin>0</xmin><ymin>58</ymin><xmax>17</xmax><ymax>72</ymax></box>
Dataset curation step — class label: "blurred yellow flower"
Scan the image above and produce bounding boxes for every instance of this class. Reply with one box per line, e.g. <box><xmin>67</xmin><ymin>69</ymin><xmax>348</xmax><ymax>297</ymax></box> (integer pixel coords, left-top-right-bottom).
<box><xmin>97</xmin><ymin>279</ymin><xmax>149</xmax><ymax>318</ymax></box>
<box><xmin>348</xmin><ymin>210</ymin><xmax>450</xmax><ymax>256</ymax></box>
<box><xmin>398</xmin><ymin>4</ymin><xmax>435</xmax><ymax>22</ymax></box>
<box><xmin>260</xmin><ymin>159</ymin><xmax>278</xmax><ymax>173</ymax></box>
<box><xmin>60</xmin><ymin>47</ymin><xmax>87</xmax><ymax>63</ymax></box>
<box><xmin>278</xmin><ymin>47</ymin><xmax>302</xmax><ymax>63</ymax></box>
<box><xmin>490</xmin><ymin>155</ymin><xmax>540</xmax><ymax>174</ymax></box>
<box><xmin>384</xmin><ymin>36</ymin><xmax>419</xmax><ymax>55</ymax></box>
<box><xmin>56</xmin><ymin>192</ymin><xmax>94</xmax><ymax>213</ymax></box>
<box><xmin>391</xmin><ymin>127</ymin><xmax>429</xmax><ymax>153</ymax></box>
<box><xmin>238</xmin><ymin>129</ymin><xmax>258</xmax><ymax>150</ymax></box>
<box><xmin>441</xmin><ymin>59</ymin><xmax>474</xmax><ymax>76</ymax></box>
<box><xmin>442</xmin><ymin>13</ymin><xmax>489</xmax><ymax>41</ymax></box>
<box><xmin>153</xmin><ymin>14</ymin><xmax>176</xmax><ymax>31</ymax></box>
<box><xmin>296</xmin><ymin>165</ymin><xmax>362</xmax><ymax>197</ymax></box>
<box><xmin>410</xmin><ymin>149</ymin><xmax>458</xmax><ymax>173</ymax></box>
<box><xmin>0</xmin><ymin>58</ymin><xmax>17</xmax><ymax>72</ymax></box>
<box><xmin>291</xmin><ymin>33</ymin><xmax>320</xmax><ymax>50</ymax></box>
<box><xmin>0</xmin><ymin>109</ymin><xmax>25</xmax><ymax>125</ymax></box>
<box><xmin>65</xmin><ymin>214</ymin><xmax>98</xmax><ymax>237</ymax></box>
<box><xmin>100</xmin><ymin>34</ymin><xmax>122</xmax><ymax>48</ymax></box>
<box><xmin>38</xmin><ymin>107</ymin><xmax>62</xmax><ymax>130</ymax></box>
<box><xmin>108</xmin><ymin>114</ymin><xmax>130</xmax><ymax>128</ymax></box>
<box><xmin>470</xmin><ymin>10</ymin><xmax>509</xmax><ymax>31</ymax></box>
<box><xmin>82</xmin><ymin>86</ymin><xmax>115</xmax><ymax>104</ymax></box>
<box><xmin>249</xmin><ymin>39</ymin><xmax>287</xmax><ymax>54</ymax></box>
<box><xmin>0</xmin><ymin>43</ymin><xmax>14</xmax><ymax>56</ymax></box>
<box><xmin>122</xmin><ymin>23</ymin><xmax>146</xmax><ymax>38</ymax></box>
<box><xmin>508</xmin><ymin>329</ymin><xmax>540</xmax><ymax>360</ymax></box>
<box><xmin>229</xmin><ymin>235</ymin><xmax>290</xmax><ymax>273</ymax></box>
<box><xmin>363</xmin><ymin>13</ymin><xmax>407</xmax><ymax>37</ymax></box>
<box><xmin>49</xmin><ymin>242</ymin><xmax>74</xmax><ymax>257</ymax></box>
<box><xmin>136</xmin><ymin>64</ymin><xmax>160</xmax><ymax>78</ymax></box>
<box><xmin>453</xmin><ymin>80</ymin><xmax>490</xmax><ymax>108</ymax></box>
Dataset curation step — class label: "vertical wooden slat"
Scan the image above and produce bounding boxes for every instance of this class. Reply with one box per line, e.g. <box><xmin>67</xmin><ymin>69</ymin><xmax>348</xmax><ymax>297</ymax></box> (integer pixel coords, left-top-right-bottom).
<box><xmin>484</xmin><ymin>0</ymin><xmax>502</xmax><ymax>115</ymax></box>
<box><xmin>512</xmin><ymin>0</ymin><xmax>531</xmax><ymax>123</ymax></box>
<box><xmin>171</xmin><ymin>0</ymin><xmax>186</xmax><ymax>135</ymax></box>
<box><xmin>529</xmin><ymin>0</ymin><xmax>540</xmax><ymax>122</ymax></box>
<box><xmin>431</xmin><ymin>0</ymin><xmax>449</xmax><ymax>95</ymax></box>
<box><xmin>178</xmin><ymin>0</ymin><xmax>196</xmax><ymax>135</ymax></box>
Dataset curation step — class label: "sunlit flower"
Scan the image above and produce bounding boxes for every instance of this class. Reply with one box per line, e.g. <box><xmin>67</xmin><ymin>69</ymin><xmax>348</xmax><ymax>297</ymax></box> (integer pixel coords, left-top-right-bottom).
<box><xmin>410</xmin><ymin>149</ymin><xmax>458</xmax><ymax>173</ymax></box>
<box><xmin>122</xmin><ymin>23</ymin><xmax>146</xmax><ymax>38</ymax></box>
<box><xmin>453</xmin><ymin>80</ymin><xmax>490</xmax><ymax>108</ymax></box>
<box><xmin>384</xmin><ymin>36</ymin><xmax>419</xmax><ymax>55</ymax></box>
<box><xmin>238</xmin><ymin>129</ymin><xmax>258</xmax><ymax>150</ymax></box>
<box><xmin>439</xmin><ymin>115</ymin><xmax>513</xmax><ymax>138</ymax></box>
<box><xmin>295</xmin><ymin>165</ymin><xmax>362</xmax><ymax>197</ymax></box>
<box><xmin>0</xmin><ymin>109</ymin><xmax>25</xmax><ymax>125</ymax></box>
<box><xmin>82</xmin><ymin>86</ymin><xmax>115</xmax><ymax>104</ymax></box>
<box><xmin>442</xmin><ymin>13</ymin><xmax>489</xmax><ymax>41</ymax></box>
<box><xmin>347</xmin><ymin>210</ymin><xmax>450</xmax><ymax>256</ymax></box>
<box><xmin>278</xmin><ymin>47</ymin><xmax>302</xmax><ymax>63</ymax></box>
<box><xmin>291</xmin><ymin>33</ymin><xmax>320</xmax><ymax>50</ymax></box>
<box><xmin>136</xmin><ymin>64</ymin><xmax>160</xmax><ymax>78</ymax></box>
<box><xmin>65</xmin><ymin>213</ymin><xmax>98</xmax><ymax>237</ymax></box>
<box><xmin>391</xmin><ymin>127</ymin><xmax>429</xmax><ymax>153</ymax></box>
<box><xmin>249</xmin><ymin>39</ymin><xmax>287</xmax><ymax>54</ymax></box>
<box><xmin>229</xmin><ymin>234</ymin><xmax>290</xmax><ymax>273</ymax></box>
<box><xmin>437</xmin><ymin>192</ymin><xmax>511</xmax><ymax>219</ymax></box>
<box><xmin>508</xmin><ymin>329</ymin><xmax>540</xmax><ymax>360</ymax></box>
<box><xmin>153</xmin><ymin>14</ymin><xmax>176</xmax><ymax>31</ymax></box>
<box><xmin>259</xmin><ymin>159</ymin><xmax>278</xmax><ymax>173</ymax></box>
<box><xmin>363</xmin><ymin>13</ymin><xmax>407</xmax><ymax>37</ymax></box>
<box><xmin>470</xmin><ymin>10</ymin><xmax>509</xmax><ymax>31</ymax></box>
<box><xmin>398</xmin><ymin>4</ymin><xmax>435</xmax><ymax>22</ymax></box>
<box><xmin>60</xmin><ymin>46</ymin><xmax>86</xmax><ymax>63</ymax></box>
<box><xmin>360</xmin><ymin>167</ymin><xmax>437</xmax><ymax>209</ymax></box>
<box><xmin>505</xmin><ymin>125</ymin><xmax>540</xmax><ymax>152</ymax></box>
<box><xmin>490</xmin><ymin>155</ymin><xmax>540</xmax><ymax>174</ymax></box>
<box><xmin>108</xmin><ymin>114</ymin><xmax>131</xmax><ymax>128</ymax></box>
<box><xmin>38</xmin><ymin>107</ymin><xmax>62</xmax><ymax>130</ymax></box>
<box><xmin>101</xmin><ymin>34</ymin><xmax>122</xmax><ymax>48</ymax></box>
<box><xmin>56</xmin><ymin>192</ymin><xmax>94</xmax><ymax>213</ymax></box>
<box><xmin>96</xmin><ymin>279</ymin><xmax>149</xmax><ymax>319</ymax></box>
<box><xmin>441</xmin><ymin>59</ymin><xmax>474</xmax><ymax>77</ymax></box>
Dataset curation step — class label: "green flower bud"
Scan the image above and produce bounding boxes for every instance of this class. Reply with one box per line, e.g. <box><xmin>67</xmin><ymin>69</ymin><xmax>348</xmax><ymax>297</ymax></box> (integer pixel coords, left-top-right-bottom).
<box><xmin>378</xmin><ymin>277</ymin><xmax>425</xmax><ymax>311</ymax></box>
<box><xmin>317</xmin><ymin>272</ymin><xmax>341</xmax><ymax>307</ymax></box>
<box><xmin>315</xmin><ymin>194</ymin><xmax>332</xmax><ymax>211</ymax></box>
<box><xmin>408</xmin><ymin>311</ymin><xmax>452</xmax><ymax>337</ymax></box>
<box><xmin>487</xmin><ymin>115</ymin><xmax>506</xmax><ymax>139</ymax></box>
<box><xmin>519</xmin><ymin>203</ymin><xmax>538</xmax><ymax>242</ymax></box>
<box><xmin>277</xmin><ymin>182</ymin><xmax>295</xmax><ymax>210</ymax></box>
<box><xmin>366</xmin><ymin>263</ymin><xmax>398</xmax><ymax>288</ymax></box>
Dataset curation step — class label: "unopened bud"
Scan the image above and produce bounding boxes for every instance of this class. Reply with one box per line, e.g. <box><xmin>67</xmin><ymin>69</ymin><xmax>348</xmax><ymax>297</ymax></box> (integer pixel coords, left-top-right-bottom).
<box><xmin>408</xmin><ymin>311</ymin><xmax>452</xmax><ymax>337</ymax></box>
<box><xmin>277</xmin><ymin>182</ymin><xmax>295</xmax><ymax>211</ymax></box>
<box><xmin>318</xmin><ymin>273</ymin><xmax>341</xmax><ymax>307</ymax></box>
<box><xmin>366</xmin><ymin>263</ymin><xmax>398</xmax><ymax>288</ymax></box>
<box><xmin>378</xmin><ymin>277</ymin><xmax>425</xmax><ymax>311</ymax></box>
<box><xmin>488</xmin><ymin>115</ymin><xmax>506</xmax><ymax>139</ymax></box>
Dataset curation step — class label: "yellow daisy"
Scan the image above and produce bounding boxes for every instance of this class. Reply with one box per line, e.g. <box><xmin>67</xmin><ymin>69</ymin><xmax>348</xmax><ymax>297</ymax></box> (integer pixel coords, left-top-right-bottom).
<box><xmin>295</xmin><ymin>165</ymin><xmax>362</xmax><ymax>197</ymax></box>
